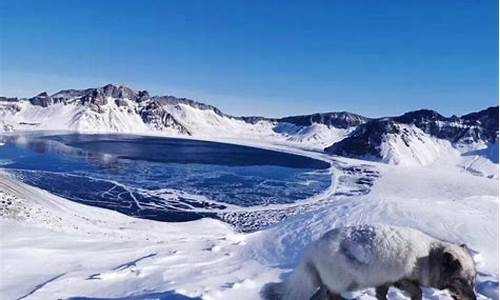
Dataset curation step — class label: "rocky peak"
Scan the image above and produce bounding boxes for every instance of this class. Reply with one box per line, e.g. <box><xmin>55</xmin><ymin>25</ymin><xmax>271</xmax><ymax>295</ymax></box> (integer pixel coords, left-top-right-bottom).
<box><xmin>136</xmin><ymin>90</ymin><xmax>150</xmax><ymax>102</ymax></box>
<box><xmin>29</xmin><ymin>92</ymin><xmax>53</xmax><ymax>107</ymax></box>
<box><xmin>393</xmin><ymin>109</ymin><xmax>446</xmax><ymax>123</ymax></box>
<box><xmin>37</xmin><ymin>92</ymin><xmax>49</xmax><ymax>98</ymax></box>
<box><xmin>80</xmin><ymin>89</ymin><xmax>107</xmax><ymax>107</ymax></box>
<box><xmin>99</xmin><ymin>84</ymin><xmax>137</xmax><ymax>100</ymax></box>
<box><xmin>462</xmin><ymin>106</ymin><xmax>499</xmax><ymax>127</ymax></box>
<box><xmin>30</xmin><ymin>84</ymin><xmax>142</xmax><ymax>108</ymax></box>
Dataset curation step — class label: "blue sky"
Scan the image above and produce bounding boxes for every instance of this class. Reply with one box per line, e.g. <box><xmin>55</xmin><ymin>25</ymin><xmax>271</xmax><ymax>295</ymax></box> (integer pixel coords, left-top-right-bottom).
<box><xmin>1</xmin><ymin>0</ymin><xmax>498</xmax><ymax>117</ymax></box>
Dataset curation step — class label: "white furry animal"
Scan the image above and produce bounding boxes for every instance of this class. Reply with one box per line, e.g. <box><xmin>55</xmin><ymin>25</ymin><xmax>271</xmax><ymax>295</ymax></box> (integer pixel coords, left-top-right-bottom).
<box><xmin>262</xmin><ymin>224</ymin><xmax>477</xmax><ymax>300</ymax></box>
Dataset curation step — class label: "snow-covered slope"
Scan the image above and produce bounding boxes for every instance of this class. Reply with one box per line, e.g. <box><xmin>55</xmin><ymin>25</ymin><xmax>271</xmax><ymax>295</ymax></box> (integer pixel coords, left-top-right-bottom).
<box><xmin>1</xmin><ymin>152</ymin><xmax>498</xmax><ymax>300</ymax></box>
<box><xmin>0</xmin><ymin>171</ymin><xmax>275</xmax><ymax>300</ymax></box>
<box><xmin>247</xmin><ymin>158</ymin><xmax>499</xmax><ymax>300</ymax></box>
<box><xmin>326</xmin><ymin>121</ymin><xmax>459</xmax><ymax>166</ymax></box>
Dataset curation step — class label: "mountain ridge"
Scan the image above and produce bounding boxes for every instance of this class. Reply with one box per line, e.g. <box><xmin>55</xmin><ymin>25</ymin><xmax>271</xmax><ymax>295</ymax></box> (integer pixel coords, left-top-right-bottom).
<box><xmin>1</xmin><ymin>83</ymin><xmax>498</xmax><ymax>170</ymax></box>
<box><xmin>1</xmin><ymin>83</ymin><xmax>495</xmax><ymax>126</ymax></box>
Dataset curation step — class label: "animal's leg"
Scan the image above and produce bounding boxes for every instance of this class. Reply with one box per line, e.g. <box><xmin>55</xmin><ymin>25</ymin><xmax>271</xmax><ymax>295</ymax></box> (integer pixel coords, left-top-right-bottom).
<box><xmin>310</xmin><ymin>285</ymin><xmax>344</xmax><ymax>300</ymax></box>
<box><xmin>395</xmin><ymin>280</ymin><xmax>422</xmax><ymax>300</ymax></box>
<box><xmin>327</xmin><ymin>291</ymin><xmax>345</xmax><ymax>300</ymax></box>
<box><xmin>310</xmin><ymin>285</ymin><xmax>341</xmax><ymax>300</ymax></box>
<box><xmin>305</xmin><ymin>260</ymin><xmax>343</xmax><ymax>300</ymax></box>
<box><xmin>375</xmin><ymin>284</ymin><xmax>390</xmax><ymax>300</ymax></box>
<box><xmin>310</xmin><ymin>285</ymin><xmax>329</xmax><ymax>300</ymax></box>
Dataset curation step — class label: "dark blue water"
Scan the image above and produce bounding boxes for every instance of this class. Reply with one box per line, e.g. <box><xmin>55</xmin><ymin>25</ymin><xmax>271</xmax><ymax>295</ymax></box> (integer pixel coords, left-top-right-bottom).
<box><xmin>0</xmin><ymin>134</ymin><xmax>331</xmax><ymax>222</ymax></box>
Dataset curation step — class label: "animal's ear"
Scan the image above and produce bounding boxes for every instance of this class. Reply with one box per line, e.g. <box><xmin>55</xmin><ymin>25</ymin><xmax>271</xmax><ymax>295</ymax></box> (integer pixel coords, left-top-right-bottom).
<box><xmin>443</xmin><ymin>251</ymin><xmax>461</xmax><ymax>273</ymax></box>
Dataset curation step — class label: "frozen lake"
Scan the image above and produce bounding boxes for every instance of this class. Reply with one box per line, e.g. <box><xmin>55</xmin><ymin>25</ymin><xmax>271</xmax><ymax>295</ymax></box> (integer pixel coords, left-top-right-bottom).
<box><xmin>0</xmin><ymin>134</ymin><xmax>331</xmax><ymax>222</ymax></box>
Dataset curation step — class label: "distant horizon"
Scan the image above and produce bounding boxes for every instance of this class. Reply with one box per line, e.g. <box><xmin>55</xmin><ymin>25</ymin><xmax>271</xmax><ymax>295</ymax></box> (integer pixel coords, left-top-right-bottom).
<box><xmin>1</xmin><ymin>81</ymin><xmax>497</xmax><ymax>120</ymax></box>
<box><xmin>2</xmin><ymin>1</ymin><xmax>498</xmax><ymax>118</ymax></box>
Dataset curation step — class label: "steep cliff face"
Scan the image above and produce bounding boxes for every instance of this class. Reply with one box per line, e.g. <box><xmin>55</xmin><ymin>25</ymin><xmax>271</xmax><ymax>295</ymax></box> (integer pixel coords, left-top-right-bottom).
<box><xmin>139</xmin><ymin>100</ymin><xmax>191</xmax><ymax>135</ymax></box>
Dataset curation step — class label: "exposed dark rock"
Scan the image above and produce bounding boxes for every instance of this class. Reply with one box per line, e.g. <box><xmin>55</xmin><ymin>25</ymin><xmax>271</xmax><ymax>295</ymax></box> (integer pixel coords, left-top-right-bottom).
<box><xmin>0</xmin><ymin>97</ymin><xmax>20</xmax><ymax>102</ymax></box>
<box><xmin>237</xmin><ymin>116</ymin><xmax>276</xmax><ymax>124</ymax></box>
<box><xmin>101</xmin><ymin>84</ymin><xmax>137</xmax><ymax>99</ymax></box>
<box><xmin>325</xmin><ymin>107</ymin><xmax>499</xmax><ymax>160</ymax></box>
<box><xmin>81</xmin><ymin>89</ymin><xmax>107</xmax><ymax>107</ymax></box>
<box><xmin>393</xmin><ymin>107</ymin><xmax>498</xmax><ymax>144</ymax></box>
<box><xmin>114</xmin><ymin>99</ymin><xmax>129</xmax><ymax>107</ymax></box>
<box><xmin>139</xmin><ymin>100</ymin><xmax>191</xmax><ymax>135</ymax></box>
<box><xmin>29</xmin><ymin>92</ymin><xmax>53</xmax><ymax>107</ymax></box>
<box><xmin>461</xmin><ymin>106</ymin><xmax>499</xmax><ymax>141</ymax></box>
<box><xmin>51</xmin><ymin>88</ymin><xmax>94</xmax><ymax>103</ymax></box>
<box><xmin>279</xmin><ymin>112</ymin><xmax>369</xmax><ymax>128</ymax></box>
<box><xmin>136</xmin><ymin>90</ymin><xmax>150</xmax><ymax>102</ymax></box>
<box><xmin>325</xmin><ymin>120</ymin><xmax>399</xmax><ymax>158</ymax></box>
<box><xmin>152</xmin><ymin>96</ymin><xmax>226</xmax><ymax>117</ymax></box>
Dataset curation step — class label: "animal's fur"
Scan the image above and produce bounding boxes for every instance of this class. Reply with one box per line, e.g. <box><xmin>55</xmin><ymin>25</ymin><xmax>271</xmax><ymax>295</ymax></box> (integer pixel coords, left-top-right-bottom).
<box><xmin>261</xmin><ymin>224</ymin><xmax>477</xmax><ymax>300</ymax></box>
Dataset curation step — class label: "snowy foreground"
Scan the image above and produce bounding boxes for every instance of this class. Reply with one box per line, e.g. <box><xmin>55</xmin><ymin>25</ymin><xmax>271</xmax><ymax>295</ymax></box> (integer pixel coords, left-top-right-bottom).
<box><xmin>0</xmin><ymin>141</ymin><xmax>498</xmax><ymax>300</ymax></box>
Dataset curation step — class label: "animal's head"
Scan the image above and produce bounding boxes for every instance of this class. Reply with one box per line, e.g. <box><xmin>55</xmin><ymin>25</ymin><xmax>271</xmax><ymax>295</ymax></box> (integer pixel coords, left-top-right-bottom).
<box><xmin>435</xmin><ymin>243</ymin><xmax>477</xmax><ymax>300</ymax></box>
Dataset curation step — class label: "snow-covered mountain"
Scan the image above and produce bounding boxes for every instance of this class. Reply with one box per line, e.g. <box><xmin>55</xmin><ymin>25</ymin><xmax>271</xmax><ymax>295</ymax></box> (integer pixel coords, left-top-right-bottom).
<box><xmin>325</xmin><ymin>107</ymin><xmax>499</xmax><ymax>169</ymax></box>
<box><xmin>0</xmin><ymin>84</ymin><xmax>361</xmax><ymax>148</ymax></box>
<box><xmin>1</xmin><ymin>85</ymin><xmax>498</xmax><ymax>299</ymax></box>
<box><xmin>1</xmin><ymin>84</ymin><xmax>498</xmax><ymax>170</ymax></box>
